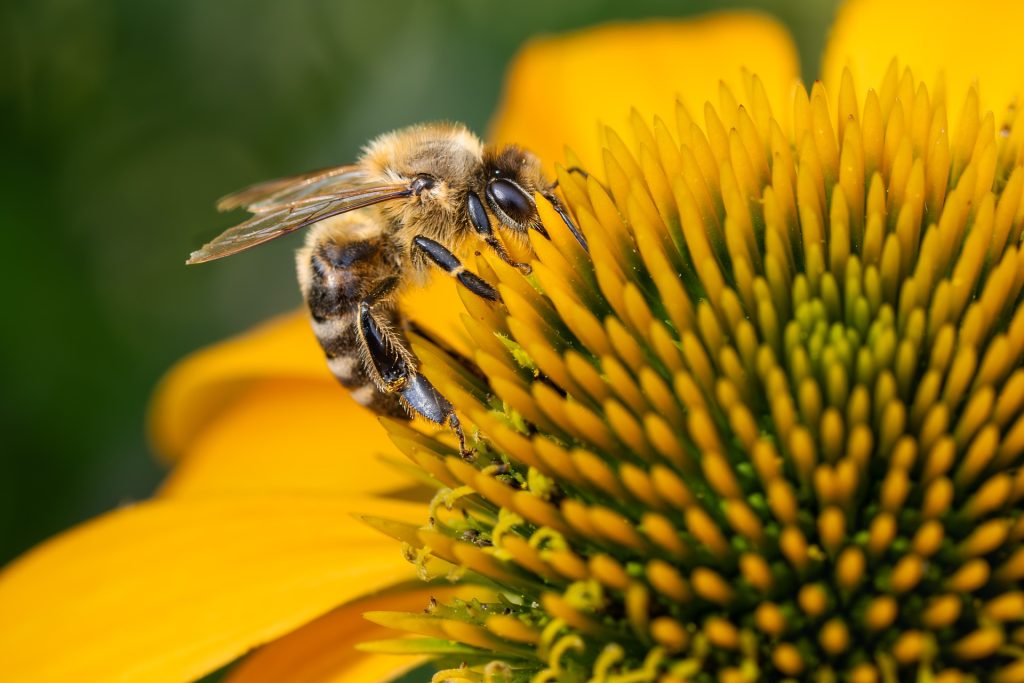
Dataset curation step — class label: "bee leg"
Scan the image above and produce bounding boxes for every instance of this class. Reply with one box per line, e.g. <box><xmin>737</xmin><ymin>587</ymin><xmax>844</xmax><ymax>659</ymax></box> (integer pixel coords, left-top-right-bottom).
<box><xmin>412</xmin><ymin>235</ymin><xmax>502</xmax><ymax>302</ymax></box>
<box><xmin>399</xmin><ymin>373</ymin><xmax>468</xmax><ymax>458</ymax></box>
<box><xmin>549</xmin><ymin>167</ymin><xmax>592</xmax><ymax>187</ymax></box>
<box><xmin>358</xmin><ymin>276</ymin><xmax>470</xmax><ymax>457</ymax></box>
<box><xmin>565</xmin><ymin>166</ymin><xmax>590</xmax><ymax>179</ymax></box>
<box><xmin>466</xmin><ymin>191</ymin><xmax>532</xmax><ymax>274</ymax></box>
<box><xmin>357</xmin><ymin>275</ymin><xmax>411</xmax><ymax>390</ymax></box>
<box><xmin>540</xmin><ymin>188</ymin><xmax>588</xmax><ymax>252</ymax></box>
<box><xmin>483</xmin><ymin>233</ymin><xmax>532</xmax><ymax>275</ymax></box>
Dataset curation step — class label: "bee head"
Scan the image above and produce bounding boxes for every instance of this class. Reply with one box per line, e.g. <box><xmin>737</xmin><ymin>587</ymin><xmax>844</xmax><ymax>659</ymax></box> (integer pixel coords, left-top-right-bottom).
<box><xmin>360</xmin><ymin>122</ymin><xmax>487</xmax><ymax>227</ymax></box>
<box><xmin>480</xmin><ymin>145</ymin><xmax>549</xmax><ymax>237</ymax></box>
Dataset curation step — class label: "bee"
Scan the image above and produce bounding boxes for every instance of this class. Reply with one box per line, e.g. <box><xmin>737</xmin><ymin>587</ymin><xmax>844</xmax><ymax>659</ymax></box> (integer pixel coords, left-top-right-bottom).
<box><xmin>188</xmin><ymin>122</ymin><xmax>586</xmax><ymax>455</ymax></box>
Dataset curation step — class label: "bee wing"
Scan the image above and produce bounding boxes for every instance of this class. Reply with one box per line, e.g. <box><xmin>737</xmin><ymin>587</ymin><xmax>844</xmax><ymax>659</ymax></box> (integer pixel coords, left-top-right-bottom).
<box><xmin>188</xmin><ymin>184</ymin><xmax>411</xmax><ymax>264</ymax></box>
<box><xmin>216</xmin><ymin>165</ymin><xmax>365</xmax><ymax>213</ymax></box>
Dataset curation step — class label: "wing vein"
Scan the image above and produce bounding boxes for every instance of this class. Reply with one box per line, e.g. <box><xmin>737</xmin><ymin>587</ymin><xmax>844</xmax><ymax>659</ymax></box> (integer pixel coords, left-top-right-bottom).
<box><xmin>189</xmin><ymin>183</ymin><xmax>411</xmax><ymax>264</ymax></box>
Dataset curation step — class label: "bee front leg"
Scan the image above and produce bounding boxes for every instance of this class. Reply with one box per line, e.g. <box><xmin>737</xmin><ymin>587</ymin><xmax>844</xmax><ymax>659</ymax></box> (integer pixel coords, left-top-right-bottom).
<box><xmin>412</xmin><ymin>235</ymin><xmax>503</xmax><ymax>302</ymax></box>
<box><xmin>357</xmin><ymin>276</ymin><xmax>469</xmax><ymax>456</ymax></box>
<box><xmin>539</xmin><ymin>188</ymin><xmax>588</xmax><ymax>252</ymax></box>
<box><xmin>465</xmin><ymin>191</ymin><xmax>532</xmax><ymax>274</ymax></box>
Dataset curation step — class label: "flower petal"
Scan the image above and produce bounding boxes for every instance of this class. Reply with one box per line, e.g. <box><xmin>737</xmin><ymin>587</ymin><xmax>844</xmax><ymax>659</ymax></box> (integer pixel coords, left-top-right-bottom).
<box><xmin>823</xmin><ymin>0</ymin><xmax>1024</xmax><ymax>114</ymax></box>
<box><xmin>490</xmin><ymin>14</ymin><xmax>800</xmax><ymax>170</ymax></box>
<box><xmin>151</xmin><ymin>282</ymin><xmax>471</xmax><ymax>467</ymax></box>
<box><xmin>224</xmin><ymin>587</ymin><xmax>442</xmax><ymax>683</ymax></box>
<box><xmin>0</xmin><ymin>495</ymin><xmax>424</xmax><ymax>683</ymax></box>
<box><xmin>148</xmin><ymin>312</ymin><xmax>329</xmax><ymax>461</ymax></box>
<box><xmin>403</xmin><ymin>276</ymin><xmax>474</xmax><ymax>360</ymax></box>
<box><xmin>159</xmin><ymin>378</ymin><xmax>412</xmax><ymax>498</ymax></box>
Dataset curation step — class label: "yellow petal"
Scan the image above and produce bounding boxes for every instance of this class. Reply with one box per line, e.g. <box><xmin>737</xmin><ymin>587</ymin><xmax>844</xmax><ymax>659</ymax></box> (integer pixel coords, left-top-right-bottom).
<box><xmin>148</xmin><ymin>312</ymin><xmax>330</xmax><ymax>461</ymax></box>
<box><xmin>151</xmin><ymin>282</ymin><xmax>471</xmax><ymax>466</ymax></box>
<box><xmin>402</xmin><ymin>276</ymin><xmax>473</xmax><ymax>360</ymax></box>
<box><xmin>225</xmin><ymin>587</ymin><xmax>442</xmax><ymax>683</ymax></box>
<box><xmin>0</xmin><ymin>495</ymin><xmax>424</xmax><ymax>683</ymax></box>
<box><xmin>823</xmin><ymin>0</ymin><xmax>1024</xmax><ymax>115</ymax></box>
<box><xmin>159</xmin><ymin>378</ymin><xmax>411</xmax><ymax>498</ymax></box>
<box><xmin>490</xmin><ymin>14</ymin><xmax>800</xmax><ymax>170</ymax></box>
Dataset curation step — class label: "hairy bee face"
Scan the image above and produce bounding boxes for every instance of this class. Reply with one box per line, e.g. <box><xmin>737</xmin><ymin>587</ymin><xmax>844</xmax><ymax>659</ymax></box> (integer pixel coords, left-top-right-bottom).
<box><xmin>359</xmin><ymin>123</ymin><xmax>485</xmax><ymax>241</ymax></box>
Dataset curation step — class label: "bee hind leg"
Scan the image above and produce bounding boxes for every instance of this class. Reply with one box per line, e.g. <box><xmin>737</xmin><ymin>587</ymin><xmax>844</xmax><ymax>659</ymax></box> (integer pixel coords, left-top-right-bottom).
<box><xmin>358</xmin><ymin>276</ymin><xmax>471</xmax><ymax>457</ymax></box>
<box><xmin>399</xmin><ymin>373</ymin><xmax>469</xmax><ymax>457</ymax></box>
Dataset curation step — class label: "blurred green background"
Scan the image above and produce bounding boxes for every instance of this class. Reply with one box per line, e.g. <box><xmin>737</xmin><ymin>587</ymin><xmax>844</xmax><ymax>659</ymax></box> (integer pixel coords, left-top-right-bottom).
<box><xmin>0</xmin><ymin>0</ymin><xmax>839</xmax><ymax>565</ymax></box>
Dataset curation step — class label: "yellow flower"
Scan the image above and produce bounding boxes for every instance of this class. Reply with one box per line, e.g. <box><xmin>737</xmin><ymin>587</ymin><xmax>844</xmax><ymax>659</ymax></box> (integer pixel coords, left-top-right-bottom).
<box><xmin>3</xmin><ymin>0</ymin><xmax>1024</xmax><ymax>681</ymax></box>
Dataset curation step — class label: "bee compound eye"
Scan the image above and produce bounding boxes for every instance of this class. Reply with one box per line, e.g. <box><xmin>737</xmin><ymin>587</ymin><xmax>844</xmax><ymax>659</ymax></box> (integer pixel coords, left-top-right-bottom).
<box><xmin>486</xmin><ymin>178</ymin><xmax>536</xmax><ymax>227</ymax></box>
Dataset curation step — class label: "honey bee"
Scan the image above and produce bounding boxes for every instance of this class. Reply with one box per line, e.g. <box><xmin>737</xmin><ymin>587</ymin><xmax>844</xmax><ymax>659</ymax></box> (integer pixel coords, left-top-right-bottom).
<box><xmin>188</xmin><ymin>122</ymin><xmax>586</xmax><ymax>454</ymax></box>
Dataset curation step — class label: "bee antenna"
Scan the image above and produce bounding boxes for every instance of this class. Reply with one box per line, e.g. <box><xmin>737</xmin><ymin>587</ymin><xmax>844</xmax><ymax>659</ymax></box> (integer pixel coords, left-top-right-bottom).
<box><xmin>540</xmin><ymin>190</ymin><xmax>588</xmax><ymax>252</ymax></box>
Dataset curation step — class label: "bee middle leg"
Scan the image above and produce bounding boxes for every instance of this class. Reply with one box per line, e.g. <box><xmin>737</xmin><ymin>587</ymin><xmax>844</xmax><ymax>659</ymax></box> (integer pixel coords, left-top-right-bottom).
<box><xmin>357</xmin><ymin>275</ymin><xmax>469</xmax><ymax>456</ymax></box>
<box><xmin>411</xmin><ymin>235</ymin><xmax>502</xmax><ymax>302</ymax></box>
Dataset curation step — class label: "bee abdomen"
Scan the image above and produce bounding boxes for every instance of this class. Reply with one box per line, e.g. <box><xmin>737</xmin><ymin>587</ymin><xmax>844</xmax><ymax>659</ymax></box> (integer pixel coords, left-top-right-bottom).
<box><xmin>297</xmin><ymin>220</ymin><xmax>409</xmax><ymax>419</ymax></box>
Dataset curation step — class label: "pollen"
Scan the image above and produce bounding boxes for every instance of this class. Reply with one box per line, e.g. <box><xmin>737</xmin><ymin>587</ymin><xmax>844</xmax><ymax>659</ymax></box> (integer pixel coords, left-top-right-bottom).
<box><xmin>366</xmin><ymin>64</ymin><xmax>1024</xmax><ymax>681</ymax></box>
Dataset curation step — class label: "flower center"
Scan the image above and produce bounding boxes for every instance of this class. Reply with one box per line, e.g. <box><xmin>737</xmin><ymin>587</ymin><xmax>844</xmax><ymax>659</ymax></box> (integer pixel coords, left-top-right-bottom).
<box><xmin>367</xmin><ymin>64</ymin><xmax>1024</xmax><ymax>682</ymax></box>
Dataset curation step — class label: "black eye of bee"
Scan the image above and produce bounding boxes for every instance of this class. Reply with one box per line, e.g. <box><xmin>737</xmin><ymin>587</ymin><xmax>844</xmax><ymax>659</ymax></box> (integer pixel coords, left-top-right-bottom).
<box><xmin>485</xmin><ymin>178</ymin><xmax>535</xmax><ymax>228</ymax></box>
<box><xmin>410</xmin><ymin>174</ymin><xmax>436</xmax><ymax>195</ymax></box>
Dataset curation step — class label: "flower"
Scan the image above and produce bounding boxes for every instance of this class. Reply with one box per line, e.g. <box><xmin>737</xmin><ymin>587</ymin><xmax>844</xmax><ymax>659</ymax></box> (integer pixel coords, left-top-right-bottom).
<box><xmin>2</xmin><ymin>1</ymin><xmax>1024</xmax><ymax>681</ymax></box>
<box><xmin>376</xmin><ymin>61</ymin><xmax>1024</xmax><ymax>682</ymax></box>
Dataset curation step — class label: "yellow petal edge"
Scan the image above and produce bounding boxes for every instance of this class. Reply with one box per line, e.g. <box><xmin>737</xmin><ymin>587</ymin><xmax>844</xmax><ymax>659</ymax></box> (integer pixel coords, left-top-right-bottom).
<box><xmin>490</xmin><ymin>13</ymin><xmax>800</xmax><ymax>171</ymax></box>
<box><xmin>824</xmin><ymin>0</ymin><xmax>1024</xmax><ymax>118</ymax></box>
<box><xmin>0</xmin><ymin>495</ymin><xmax>425</xmax><ymax>683</ymax></box>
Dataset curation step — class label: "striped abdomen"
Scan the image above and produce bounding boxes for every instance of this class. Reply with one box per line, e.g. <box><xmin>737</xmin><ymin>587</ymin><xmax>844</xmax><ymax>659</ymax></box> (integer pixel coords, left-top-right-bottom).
<box><xmin>296</xmin><ymin>218</ymin><xmax>409</xmax><ymax>419</ymax></box>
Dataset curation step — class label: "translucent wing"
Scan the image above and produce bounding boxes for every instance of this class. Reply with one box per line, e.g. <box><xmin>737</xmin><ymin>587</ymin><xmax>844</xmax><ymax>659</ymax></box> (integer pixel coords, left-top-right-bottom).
<box><xmin>216</xmin><ymin>165</ymin><xmax>365</xmax><ymax>213</ymax></box>
<box><xmin>188</xmin><ymin>184</ymin><xmax>411</xmax><ymax>264</ymax></box>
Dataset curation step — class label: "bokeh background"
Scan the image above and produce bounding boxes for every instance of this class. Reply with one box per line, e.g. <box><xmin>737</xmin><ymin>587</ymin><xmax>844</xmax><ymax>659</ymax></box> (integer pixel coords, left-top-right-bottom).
<box><xmin>0</xmin><ymin>0</ymin><xmax>839</xmax><ymax>565</ymax></box>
